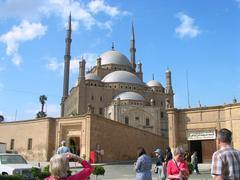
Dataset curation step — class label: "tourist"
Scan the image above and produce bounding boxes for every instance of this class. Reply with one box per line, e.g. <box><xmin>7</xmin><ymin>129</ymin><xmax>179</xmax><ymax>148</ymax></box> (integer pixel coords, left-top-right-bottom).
<box><xmin>211</xmin><ymin>128</ymin><xmax>240</xmax><ymax>179</ymax></box>
<box><xmin>167</xmin><ymin>146</ymin><xmax>189</xmax><ymax>180</ymax></box>
<box><xmin>45</xmin><ymin>152</ymin><xmax>93</xmax><ymax>180</ymax></box>
<box><xmin>56</xmin><ymin>140</ymin><xmax>70</xmax><ymax>154</ymax></box>
<box><xmin>191</xmin><ymin>151</ymin><xmax>200</xmax><ymax>174</ymax></box>
<box><xmin>135</xmin><ymin>147</ymin><xmax>152</xmax><ymax>180</ymax></box>
<box><xmin>154</xmin><ymin>148</ymin><xmax>166</xmax><ymax>180</ymax></box>
<box><xmin>165</xmin><ymin>147</ymin><xmax>173</xmax><ymax>165</ymax></box>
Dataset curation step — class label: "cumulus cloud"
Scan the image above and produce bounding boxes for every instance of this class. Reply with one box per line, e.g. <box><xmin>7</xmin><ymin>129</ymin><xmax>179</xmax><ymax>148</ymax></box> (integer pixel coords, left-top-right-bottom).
<box><xmin>0</xmin><ymin>0</ymin><xmax>128</xmax><ymax>65</ymax></box>
<box><xmin>175</xmin><ymin>12</ymin><xmax>200</xmax><ymax>39</ymax></box>
<box><xmin>0</xmin><ymin>0</ymin><xmax>128</xmax><ymax>31</ymax></box>
<box><xmin>0</xmin><ymin>20</ymin><xmax>47</xmax><ymax>65</ymax></box>
<box><xmin>88</xmin><ymin>0</ymin><xmax>125</xmax><ymax>17</ymax></box>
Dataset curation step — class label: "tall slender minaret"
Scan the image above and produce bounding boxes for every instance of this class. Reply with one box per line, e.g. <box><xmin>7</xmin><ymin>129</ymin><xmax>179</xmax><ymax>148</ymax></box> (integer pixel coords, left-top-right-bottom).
<box><xmin>61</xmin><ymin>13</ymin><xmax>72</xmax><ymax>117</ymax></box>
<box><xmin>166</xmin><ymin>68</ymin><xmax>174</xmax><ymax>108</ymax></box>
<box><xmin>130</xmin><ymin>22</ymin><xmax>136</xmax><ymax>71</ymax></box>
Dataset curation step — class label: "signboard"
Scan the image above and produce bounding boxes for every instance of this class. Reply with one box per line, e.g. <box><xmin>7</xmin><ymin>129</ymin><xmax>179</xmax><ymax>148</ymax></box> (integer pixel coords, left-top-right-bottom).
<box><xmin>187</xmin><ymin>129</ymin><xmax>216</xmax><ymax>141</ymax></box>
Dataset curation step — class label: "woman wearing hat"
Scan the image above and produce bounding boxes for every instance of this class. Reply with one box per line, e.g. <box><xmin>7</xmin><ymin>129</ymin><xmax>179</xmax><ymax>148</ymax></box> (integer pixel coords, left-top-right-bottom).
<box><xmin>154</xmin><ymin>148</ymin><xmax>166</xmax><ymax>180</ymax></box>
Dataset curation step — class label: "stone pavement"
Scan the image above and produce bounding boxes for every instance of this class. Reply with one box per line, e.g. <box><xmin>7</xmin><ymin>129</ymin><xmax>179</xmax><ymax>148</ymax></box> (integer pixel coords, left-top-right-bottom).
<box><xmin>71</xmin><ymin>163</ymin><xmax>212</xmax><ymax>180</ymax></box>
<box><xmin>30</xmin><ymin>161</ymin><xmax>212</xmax><ymax>180</ymax></box>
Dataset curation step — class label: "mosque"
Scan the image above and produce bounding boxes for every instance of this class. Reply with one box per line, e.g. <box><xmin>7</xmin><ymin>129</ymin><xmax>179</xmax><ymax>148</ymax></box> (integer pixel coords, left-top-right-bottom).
<box><xmin>0</xmin><ymin>14</ymin><xmax>239</xmax><ymax>163</ymax></box>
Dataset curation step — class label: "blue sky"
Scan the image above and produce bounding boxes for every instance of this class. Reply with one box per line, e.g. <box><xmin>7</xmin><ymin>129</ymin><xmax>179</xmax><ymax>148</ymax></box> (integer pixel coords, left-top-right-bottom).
<box><xmin>0</xmin><ymin>0</ymin><xmax>240</xmax><ymax>121</ymax></box>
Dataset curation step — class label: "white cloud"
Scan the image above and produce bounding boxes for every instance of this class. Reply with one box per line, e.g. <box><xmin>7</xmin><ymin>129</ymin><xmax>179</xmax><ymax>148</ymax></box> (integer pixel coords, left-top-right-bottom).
<box><xmin>46</xmin><ymin>57</ymin><xmax>63</xmax><ymax>71</ymax></box>
<box><xmin>70</xmin><ymin>58</ymin><xmax>80</xmax><ymax>74</ymax></box>
<box><xmin>0</xmin><ymin>20</ymin><xmax>47</xmax><ymax>65</ymax></box>
<box><xmin>0</xmin><ymin>0</ymin><xmax>128</xmax><ymax>31</ymax></box>
<box><xmin>46</xmin><ymin>53</ymin><xmax>98</xmax><ymax>74</ymax></box>
<box><xmin>82</xmin><ymin>53</ymin><xmax>98</xmax><ymax>71</ymax></box>
<box><xmin>175</xmin><ymin>12</ymin><xmax>200</xmax><ymax>39</ymax></box>
<box><xmin>88</xmin><ymin>0</ymin><xmax>122</xmax><ymax>17</ymax></box>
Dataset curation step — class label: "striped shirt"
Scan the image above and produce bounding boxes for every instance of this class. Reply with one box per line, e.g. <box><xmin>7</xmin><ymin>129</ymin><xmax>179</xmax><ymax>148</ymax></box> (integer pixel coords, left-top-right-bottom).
<box><xmin>211</xmin><ymin>146</ymin><xmax>240</xmax><ymax>180</ymax></box>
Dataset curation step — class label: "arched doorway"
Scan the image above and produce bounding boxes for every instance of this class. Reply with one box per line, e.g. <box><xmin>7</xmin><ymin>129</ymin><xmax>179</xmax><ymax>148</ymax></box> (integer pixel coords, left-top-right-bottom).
<box><xmin>68</xmin><ymin>137</ymin><xmax>80</xmax><ymax>155</ymax></box>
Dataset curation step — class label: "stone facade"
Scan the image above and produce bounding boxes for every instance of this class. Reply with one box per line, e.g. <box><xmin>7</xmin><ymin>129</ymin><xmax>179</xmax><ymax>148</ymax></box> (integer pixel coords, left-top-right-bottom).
<box><xmin>60</xmin><ymin>15</ymin><xmax>173</xmax><ymax>138</ymax></box>
<box><xmin>0</xmin><ymin>113</ymin><xmax>166</xmax><ymax>162</ymax></box>
<box><xmin>167</xmin><ymin>103</ymin><xmax>240</xmax><ymax>162</ymax></box>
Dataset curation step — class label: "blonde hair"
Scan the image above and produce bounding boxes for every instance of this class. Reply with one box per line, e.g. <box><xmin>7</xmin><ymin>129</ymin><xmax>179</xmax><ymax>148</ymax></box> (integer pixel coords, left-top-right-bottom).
<box><xmin>49</xmin><ymin>154</ymin><xmax>69</xmax><ymax>178</ymax></box>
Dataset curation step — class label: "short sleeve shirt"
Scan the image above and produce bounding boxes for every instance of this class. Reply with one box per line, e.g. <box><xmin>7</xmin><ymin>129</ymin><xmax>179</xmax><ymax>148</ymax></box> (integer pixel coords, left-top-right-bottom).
<box><xmin>211</xmin><ymin>146</ymin><xmax>240</xmax><ymax>179</ymax></box>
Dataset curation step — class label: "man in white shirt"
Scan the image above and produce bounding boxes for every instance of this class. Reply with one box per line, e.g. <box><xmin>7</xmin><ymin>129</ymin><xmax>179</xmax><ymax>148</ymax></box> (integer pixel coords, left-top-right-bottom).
<box><xmin>56</xmin><ymin>140</ymin><xmax>70</xmax><ymax>154</ymax></box>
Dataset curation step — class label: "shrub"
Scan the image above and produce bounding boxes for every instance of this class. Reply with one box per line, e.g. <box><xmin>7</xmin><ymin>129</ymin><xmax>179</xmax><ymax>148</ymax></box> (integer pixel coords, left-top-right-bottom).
<box><xmin>31</xmin><ymin>166</ymin><xmax>50</xmax><ymax>180</ymax></box>
<box><xmin>93</xmin><ymin>165</ymin><xmax>105</xmax><ymax>180</ymax></box>
<box><xmin>0</xmin><ymin>175</ymin><xmax>23</xmax><ymax>180</ymax></box>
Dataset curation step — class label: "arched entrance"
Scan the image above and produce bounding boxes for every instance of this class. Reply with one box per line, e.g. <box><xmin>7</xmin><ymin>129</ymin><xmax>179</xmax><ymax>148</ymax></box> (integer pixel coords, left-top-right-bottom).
<box><xmin>68</xmin><ymin>137</ymin><xmax>80</xmax><ymax>155</ymax></box>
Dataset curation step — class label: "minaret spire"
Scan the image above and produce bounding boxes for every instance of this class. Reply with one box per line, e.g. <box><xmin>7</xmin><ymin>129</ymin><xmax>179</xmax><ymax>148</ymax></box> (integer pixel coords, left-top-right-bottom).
<box><xmin>61</xmin><ymin>12</ymin><xmax>72</xmax><ymax>117</ymax></box>
<box><xmin>112</xmin><ymin>42</ymin><xmax>115</xmax><ymax>50</ymax></box>
<box><xmin>130</xmin><ymin>22</ymin><xmax>136</xmax><ymax>71</ymax></box>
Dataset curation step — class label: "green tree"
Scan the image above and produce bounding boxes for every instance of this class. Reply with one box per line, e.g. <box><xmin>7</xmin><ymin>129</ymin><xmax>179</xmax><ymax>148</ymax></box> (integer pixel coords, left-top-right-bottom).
<box><xmin>36</xmin><ymin>95</ymin><xmax>47</xmax><ymax>118</ymax></box>
<box><xmin>39</xmin><ymin>95</ymin><xmax>47</xmax><ymax>112</ymax></box>
<box><xmin>93</xmin><ymin>165</ymin><xmax>105</xmax><ymax>180</ymax></box>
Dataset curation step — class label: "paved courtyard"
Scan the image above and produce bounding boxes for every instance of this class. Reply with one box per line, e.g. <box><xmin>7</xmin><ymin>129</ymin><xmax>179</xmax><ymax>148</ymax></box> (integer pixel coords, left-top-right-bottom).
<box><xmin>70</xmin><ymin>162</ymin><xmax>212</xmax><ymax>180</ymax></box>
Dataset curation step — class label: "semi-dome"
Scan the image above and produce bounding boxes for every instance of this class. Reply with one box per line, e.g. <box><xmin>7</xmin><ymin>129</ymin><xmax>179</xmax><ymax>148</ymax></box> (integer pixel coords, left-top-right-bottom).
<box><xmin>147</xmin><ymin>80</ymin><xmax>162</xmax><ymax>87</ymax></box>
<box><xmin>102</xmin><ymin>71</ymin><xmax>144</xmax><ymax>85</ymax></box>
<box><xmin>114</xmin><ymin>91</ymin><xmax>145</xmax><ymax>101</ymax></box>
<box><xmin>100</xmin><ymin>50</ymin><xmax>132</xmax><ymax>67</ymax></box>
<box><xmin>85</xmin><ymin>73</ymin><xmax>101</xmax><ymax>81</ymax></box>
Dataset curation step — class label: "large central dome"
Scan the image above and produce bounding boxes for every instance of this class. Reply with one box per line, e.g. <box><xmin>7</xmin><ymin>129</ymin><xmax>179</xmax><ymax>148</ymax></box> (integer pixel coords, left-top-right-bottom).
<box><xmin>102</xmin><ymin>71</ymin><xmax>144</xmax><ymax>85</ymax></box>
<box><xmin>100</xmin><ymin>50</ymin><xmax>132</xmax><ymax>67</ymax></box>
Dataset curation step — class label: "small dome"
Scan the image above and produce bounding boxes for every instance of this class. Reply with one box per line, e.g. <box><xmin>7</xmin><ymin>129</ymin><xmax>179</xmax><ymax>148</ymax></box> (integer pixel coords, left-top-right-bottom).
<box><xmin>85</xmin><ymin>73</ymin><xmax>101</xmax><ymax>81</ymax></box>
<box><xmin>100</xmin><ymin>50</ymin><xmax>132</xmax><ymax>67</ymax></box>
<box><xmin>114</xmin><ymin>92</ymin><xmax>145</xmax><ymax>101</ymax></box>
<box><xmin>102</xmin><ymin>71</ymin><xmax>144</xmax><ymax>85</ymax></box>
<box><xmin>147</xmin><ymin>80</ymin><xmax>162</xmax><ymax>87</ymax></box>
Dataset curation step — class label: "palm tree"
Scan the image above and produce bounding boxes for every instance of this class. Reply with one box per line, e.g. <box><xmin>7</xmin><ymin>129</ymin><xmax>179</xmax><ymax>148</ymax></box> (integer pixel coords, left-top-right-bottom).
<box><xmin>36</xmin><ymin>95</ymin><xmax>47</xmax><ymax>118</ymax></box>
<box><xmin>39</xmin><ymin>95</ymin><xmax>47</xmax><ymax>112</ymax></box>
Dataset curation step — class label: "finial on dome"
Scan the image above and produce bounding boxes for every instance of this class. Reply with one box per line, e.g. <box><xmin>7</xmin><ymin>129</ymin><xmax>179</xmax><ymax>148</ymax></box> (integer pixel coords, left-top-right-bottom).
<box><xmin>112</xmin><ymin>42</ymin><xmax>115</xmax><ymax>51</ymax></box>
<box><xmin>152</xmin><ymin>74</ymin><xmax>154</xmax><ymax>80</ymax></box>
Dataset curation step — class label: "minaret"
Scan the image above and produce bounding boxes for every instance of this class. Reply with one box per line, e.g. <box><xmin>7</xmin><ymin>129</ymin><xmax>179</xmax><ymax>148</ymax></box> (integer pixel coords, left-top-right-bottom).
<box><xmin>61</xmin><ymin>13</ymin><xmax>72</xmax><ymax>117</ymax></box>
<box><xmin>130</xmin><ymin>23</ymin><xmax>136</xmax><ymax>71</ymax></box>
<box><xmin>165</xmin><ymin>68</ymin><xmax>174</xmax><ymax>108</ymax></box>
<box><xmin>78</xmin><ymin>57</ymin><xmax>86</xmax><ymax>84</ymax></box>
<box><xmin>136</xmin><ymin>62</ymin><xmax>143</xmax><ymax>81</ymax></box>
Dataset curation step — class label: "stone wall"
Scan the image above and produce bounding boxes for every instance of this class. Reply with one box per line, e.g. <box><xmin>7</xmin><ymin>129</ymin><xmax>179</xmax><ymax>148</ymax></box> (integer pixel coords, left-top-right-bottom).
<box><xmin>90</xmin><ymin>114</ymin><xmax>168</xmax><ymax>162</ymax></box>
<box><xmin>167</xmin><ymin>103</ymin><xmax>240</xmax><ymax>150</ymax></box>
<box><xmin>0</xmin><ymin>118</ymin><xmax>55</xmax><ymax>161</ymax></box>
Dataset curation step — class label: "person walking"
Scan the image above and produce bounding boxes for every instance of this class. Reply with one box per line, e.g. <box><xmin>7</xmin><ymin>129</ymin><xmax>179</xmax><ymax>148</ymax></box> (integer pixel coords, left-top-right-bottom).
<box><xmin>135</xmin><ymin>147</ymin><xmax>152</xmax><ymax>180</ymax></box>
<box><xmin>191</xmin><ymin>151</ymin><xmax>200</xmax><ymax>174</ymax></box>
<box><xmin>167</xmin><ymin>146</ymin><xmax>189</xmax><ymax>180</ymax></box>
<box><xmin>211</xmin><ymin>128</ymin><xmax>240</xmax><ymax>179</ymax></box>
<box><xmin>154</xmin><ymin>148</ymin><xmax>166</xmax><ymax>180</ymax></box>
<box><xmin>45</xmin><ymin>152</ymin><xmax>93</xmax><ymax>180</ymax></box>
<box><xmin>56</xmin><ymin>140</ymin><xmax>70</xmax><ymax>154</ymax></box>
<box><xmin>165</xmin><ymin>147</ymin><xmax>173</xmax><ymax>165</ymax></box>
